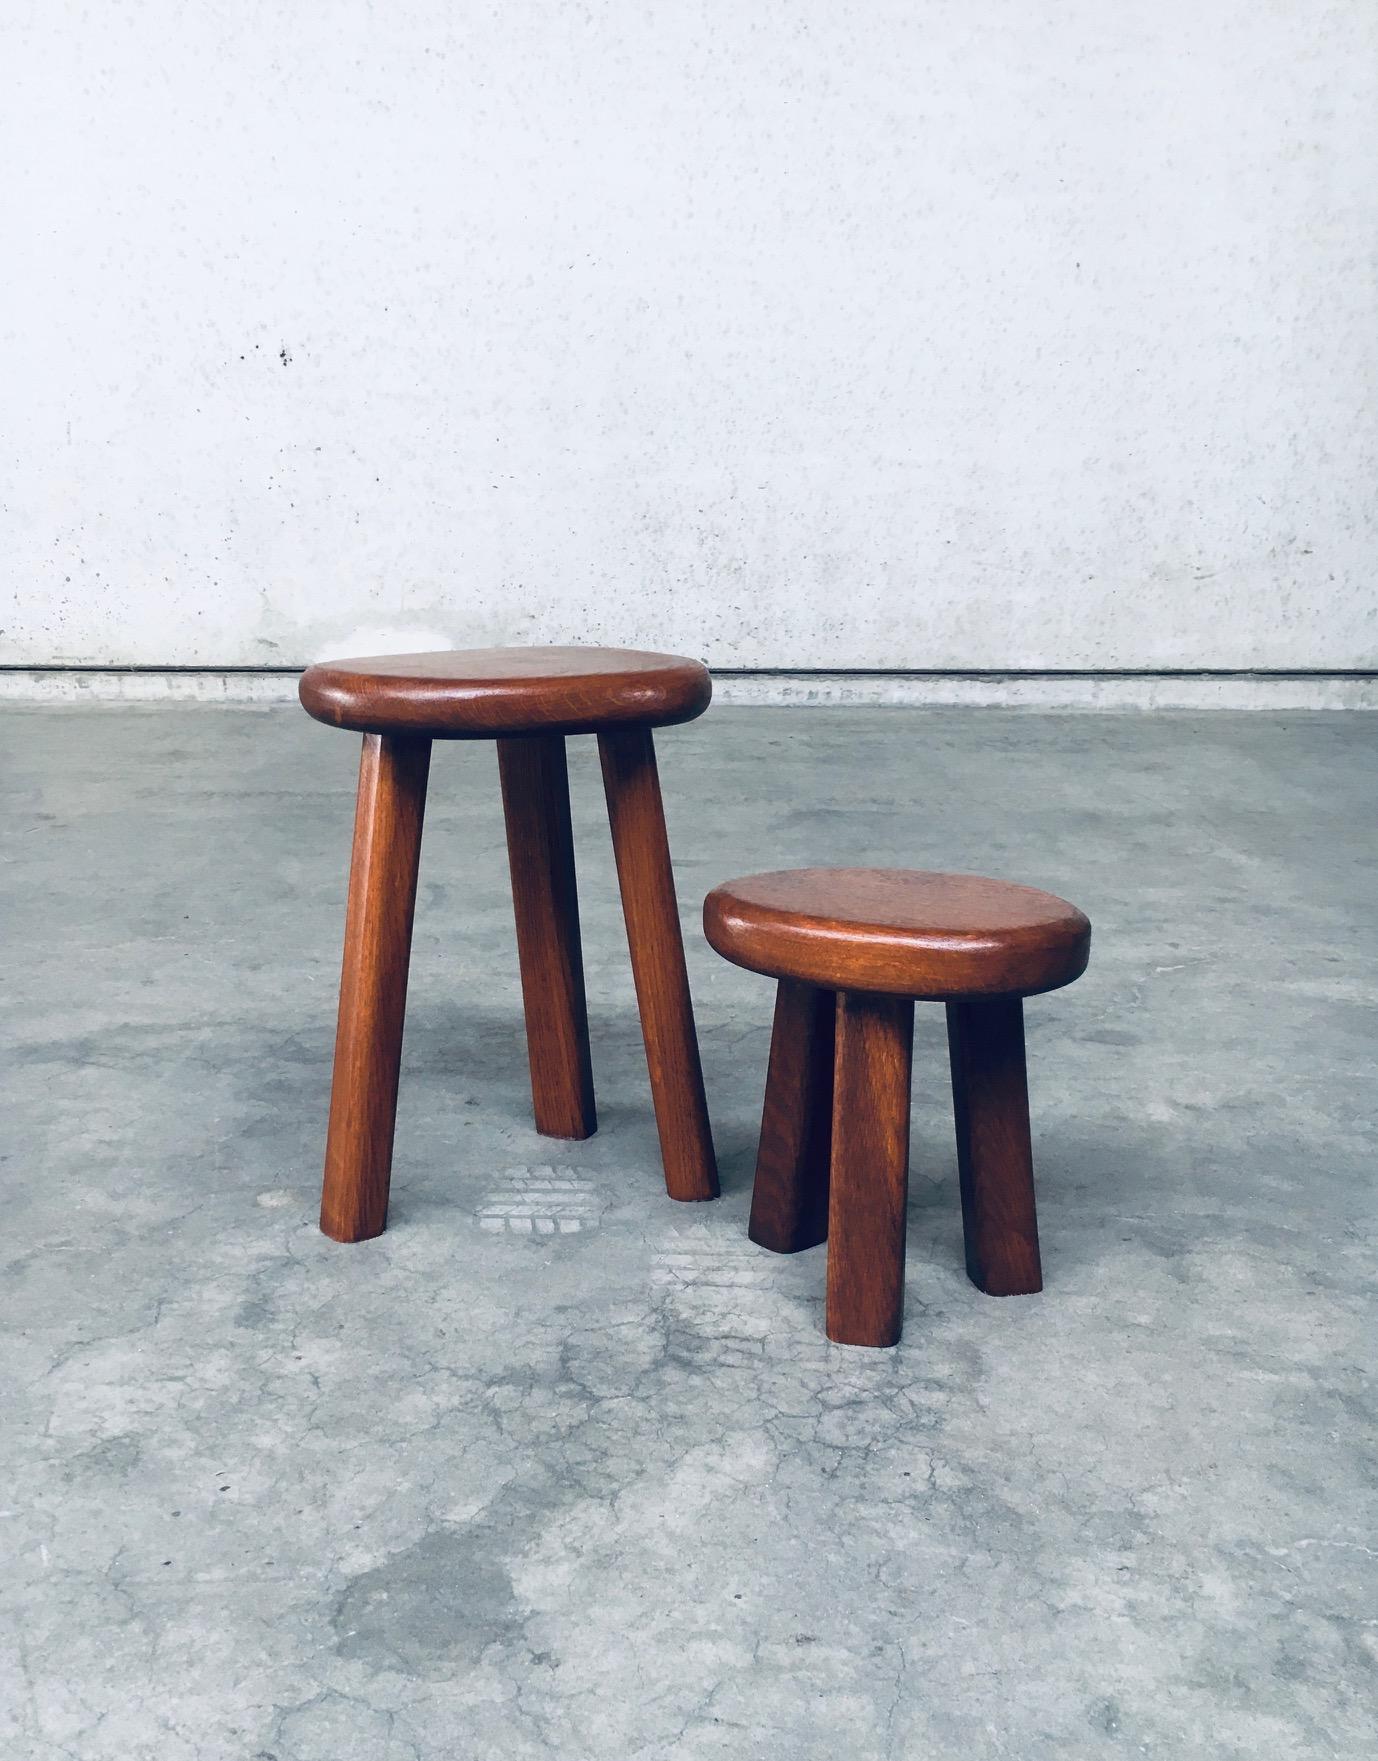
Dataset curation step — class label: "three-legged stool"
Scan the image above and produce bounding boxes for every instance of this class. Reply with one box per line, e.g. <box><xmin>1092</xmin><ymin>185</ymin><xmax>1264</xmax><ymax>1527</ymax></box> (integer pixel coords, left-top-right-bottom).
<box><xmin>703</xmin><ymin>868</ymin><xmax>1090</xmax><ymax>1347</ymax></box>
<box><xmin>300</xmin><ymin>646</ymin><xmax>719</xmax><ymax>1242</ymax></box>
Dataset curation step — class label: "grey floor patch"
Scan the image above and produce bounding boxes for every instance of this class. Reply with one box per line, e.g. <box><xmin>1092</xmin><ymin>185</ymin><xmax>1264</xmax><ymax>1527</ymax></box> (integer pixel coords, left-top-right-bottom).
<box><xmin>334</xmin><ymin>1524</ymin><xmax>523</xmax><ymax>1678</ymax></box>
<box><xmin>5</xmin><ymin>704</ymin><xmax>1376</xmax><ymax>1761</ymax></box>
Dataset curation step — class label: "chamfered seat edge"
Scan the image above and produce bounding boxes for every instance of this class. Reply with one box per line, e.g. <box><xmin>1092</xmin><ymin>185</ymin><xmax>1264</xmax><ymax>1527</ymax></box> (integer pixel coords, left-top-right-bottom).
<box><xmin>298</xmin><ymin>645</ymin><xmax>713</xmax><ymax>738</ymax></box>
<box><xmin>703</xmin><ymin>867</ymin><xmax>1091</xmax><ymax>999</ymax></box>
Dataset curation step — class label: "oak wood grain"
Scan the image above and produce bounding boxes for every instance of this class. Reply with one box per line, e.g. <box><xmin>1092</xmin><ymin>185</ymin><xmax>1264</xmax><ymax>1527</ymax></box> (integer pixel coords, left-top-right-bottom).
<box><xmin>497</xmin><ymin>734</ymin><xmax>596</xmax><ymax>1140</ymax></box>
<box><xmin>599</xmin><ymin>727</ymin><xmax>719</xmax><ymax>1202</ymax></box>
<box><xmin>748</xmin><ymin>980</ymin><xmax>835</xmax><ymax>1254</ymax></box>
<box><xmin>300</xmin><ymin>646</ymin><xmax>712</xmax><ymax>739</ymax></box>
<box><xmin>946</xmin><ymin>997</ymin><xmax>1043</xmax><ymax>1296</ymax></box>
<box><xmin>704</xmin><ymin>867</ymin><xmax>1090</xmax><ymax>999</ymax></box>
<box><xmin>319</xmin><ymin>733</ymin><xmax>431</xmax><ymax>1243</ymax></box>
<box><xmin>825</xmin><ymin>991</ymin><xmax>915</xmax><ymax>1347</ymax></box>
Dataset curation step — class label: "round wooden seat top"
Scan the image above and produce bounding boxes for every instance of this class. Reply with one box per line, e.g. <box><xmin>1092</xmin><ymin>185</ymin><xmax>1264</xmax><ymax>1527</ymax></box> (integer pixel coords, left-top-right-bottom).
<box><xmin>299</xmin><ymin>646</ymin><xmax>712</xmax><ymax>739</ymax></box>
<box><xmin>704</xmin><ymin>868</ymin><xmax>1091</xmax><ymax>999</ymax></box>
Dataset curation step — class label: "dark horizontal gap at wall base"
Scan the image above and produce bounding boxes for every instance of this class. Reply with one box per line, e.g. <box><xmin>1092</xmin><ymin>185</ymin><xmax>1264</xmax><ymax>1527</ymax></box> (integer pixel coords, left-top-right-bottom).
<box><xmin>3</xmin><ymin>666</ymin><xmax>1376</xmax><ymax>681</ymax></box>
<box><xmin>724</xmin><ymin>667</ymin><xmax>1378</xmax><ymax>680</ymax></box>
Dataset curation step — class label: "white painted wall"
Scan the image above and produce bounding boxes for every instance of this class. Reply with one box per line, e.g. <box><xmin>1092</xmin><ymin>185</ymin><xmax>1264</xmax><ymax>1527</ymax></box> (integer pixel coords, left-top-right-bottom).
<box><xmin>3</xmin><ymin>2</ymin><xmax>1375</xmax><ymax>672</ymax></box>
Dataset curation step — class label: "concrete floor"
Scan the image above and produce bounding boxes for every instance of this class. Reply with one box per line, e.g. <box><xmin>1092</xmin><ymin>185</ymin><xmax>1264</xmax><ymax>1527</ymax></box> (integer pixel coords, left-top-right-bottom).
<box><xmin>3</xmin><ymin>704</ymin><xmax>1375</xmax><ymax>1760</ymax></box>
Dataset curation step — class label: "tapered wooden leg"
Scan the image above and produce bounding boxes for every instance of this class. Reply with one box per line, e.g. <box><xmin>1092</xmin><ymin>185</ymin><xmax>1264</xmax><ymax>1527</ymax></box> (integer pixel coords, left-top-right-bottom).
<box><xmin>749</xmin><ymin>980</ymin><xmax>835</xmax><ymax>1253</ymax></box>
<box><xmin>497</xmin><ymin>735</ymin><xmax>596</xmax><ymax>1139</ymax></box>
<box><xmin>319</xmin><ymin>734</ymin><xmax>431</xmax><ymax>1243</ymax></box>
<box><xmin>598</xmin><ymin>727</ymin><xmax>718</xmax><ymax>1201</ymax></box>
<box><xmin>825</xmin><ymin>991</ymin><xmax>915</xmax><ymax>1346</ymax></box>
<box><xmin>946</xmin><ymin>996</ymin><xmax>1042</xmax><ymax>1296</ymax></box>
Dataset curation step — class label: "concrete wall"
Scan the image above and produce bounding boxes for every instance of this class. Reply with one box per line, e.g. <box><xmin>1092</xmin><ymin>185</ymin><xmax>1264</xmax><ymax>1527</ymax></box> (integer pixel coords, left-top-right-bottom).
<box><xmin>4</xmin><ymin>1</ymin><xmax>1375</xmax><ymax>672</ymax></box>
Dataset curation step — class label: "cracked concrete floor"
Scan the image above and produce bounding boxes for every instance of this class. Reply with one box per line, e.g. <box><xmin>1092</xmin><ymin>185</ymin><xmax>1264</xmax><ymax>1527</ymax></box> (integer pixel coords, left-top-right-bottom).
<box><xmin>3</xmin><ymin>703</ymin><xmax>1375</xmax><ymax>1760</ymax></box>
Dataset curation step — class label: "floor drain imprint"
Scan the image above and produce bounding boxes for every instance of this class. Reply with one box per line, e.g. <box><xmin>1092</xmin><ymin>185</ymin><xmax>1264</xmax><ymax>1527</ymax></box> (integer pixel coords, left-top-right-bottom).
<box><xmin>650</xmin><ymin>1223</ymin><xmax>781</xmax><ymax>1362</ymax></box>
<box><xmin>477</xmin><ymin>1167</ymin><xmax>603</xmax><ymax>1235</ymax></box>
<box><xmin>651</xmin><ymin>1222</ymin><xmax>775</xmax><ymax>1291</ymax></box>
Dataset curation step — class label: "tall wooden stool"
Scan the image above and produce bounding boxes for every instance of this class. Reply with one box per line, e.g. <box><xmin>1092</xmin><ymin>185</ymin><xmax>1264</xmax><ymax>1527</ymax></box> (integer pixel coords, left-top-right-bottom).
<box><xmin>703</xmin><ymin>869</ymin><xmax>1091</xmax><ymax>1347</ymax></box>
<box><xmin>300</xmin><ymin>646</ymin><xmax>719</xmax><ymax>1242</ymax></box>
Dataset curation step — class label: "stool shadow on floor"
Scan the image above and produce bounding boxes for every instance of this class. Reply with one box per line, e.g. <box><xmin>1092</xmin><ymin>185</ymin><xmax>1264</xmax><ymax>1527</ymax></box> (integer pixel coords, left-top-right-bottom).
<box><xmin>708</xmin><ymin>1129</ymin><xmax>768</xmax><ymax>1199</ymax></box>
<box><xmin>277</xmin><ymin>999</ymin><xmax>716</xmax><ymax>1229</ymax></box>
<box><xmin>383</xmin><ymin>997</ymin><xmax>532</xmax><ymax>1097</ymax></box>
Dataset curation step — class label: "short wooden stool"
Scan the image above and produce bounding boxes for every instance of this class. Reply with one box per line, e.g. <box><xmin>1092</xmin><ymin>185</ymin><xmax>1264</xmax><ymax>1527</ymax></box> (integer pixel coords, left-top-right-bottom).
<box><xmin>703</xmin><ymin>869</ymin><xmax>1091</xmax><ymax>1347</ymax></box>
<box><xmin>300</xmin><ymin>646</ymin><xmax>719</xmax><ymax>1242</ymax></box>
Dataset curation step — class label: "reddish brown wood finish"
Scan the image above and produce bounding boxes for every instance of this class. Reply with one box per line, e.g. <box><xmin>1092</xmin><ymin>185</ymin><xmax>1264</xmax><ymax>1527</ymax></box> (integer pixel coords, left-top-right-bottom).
<box><xmin>497</xmin><ymin>735</ymin><xmax>596</xmax><ymax>1140</ymax></box>
<box><xmin>704</xmin><ymin>868</ymin><xmax>1090</xmax><ymax>999</ymax></box>
<box><xmin>308</xmin><ymin>647</ymin><xmax>716</xmax><ymax>1224</ymax></box>
<box><xmin>946</xmin><ymin>997</ymin><xmax>1042</xmax><ymax>1296</ymax></box>
<box><xmin>748</xmin><ymin>980</ymin><xmax>835</xmax><ymax>1254</ymax></box>
<box><xmin>825</xmin><ymin>992</ymin><xmax>915</xmax><ymax>1347</ymax></box>
<box><xmin>319</xmin><ymin>734</ymin><xmax>431</xmax><ymax>1243</ymax></box>
<box><xmin>599</xmin><ymin>727</ymin><xmax>719</xmax><ymax>1202</ymax></box>
<box><xmin>299</xmin><ymin>646</ymin><xmax>712</xmax><ymax>740</ymax></box>
<box><xmin>708</xmin><ymin>865</ymin><xmax>1089</xmax><ymax>1345</ymax></box>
